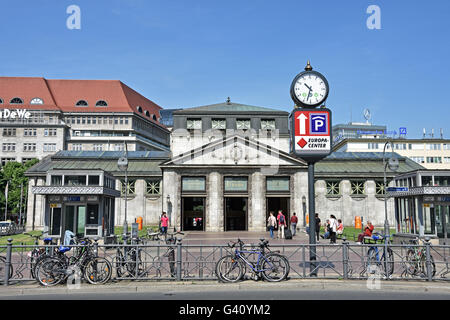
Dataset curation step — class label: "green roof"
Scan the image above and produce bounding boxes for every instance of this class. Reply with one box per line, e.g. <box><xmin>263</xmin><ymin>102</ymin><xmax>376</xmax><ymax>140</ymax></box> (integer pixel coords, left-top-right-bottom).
<box><xmin>174</xmin><ymin>102</ymin><xmax>288</xmax><ymax>114</ymax></box>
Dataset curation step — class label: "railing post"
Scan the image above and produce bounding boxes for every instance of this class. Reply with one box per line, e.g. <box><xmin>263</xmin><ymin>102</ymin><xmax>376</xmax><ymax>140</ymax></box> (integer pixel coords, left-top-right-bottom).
<box><xmin>4</xmin><ymin>238</ymin><xmax>13</xmax><ymax>286</ymax></box>
<box><xmin>176</xmin><ymin>238</ymin><xmax>182</xmax><ymax>281</ymax></box>
<box><xmin>424</xmin><ymin>237</ymin><xmax>433</xmax><ymax>282</ymax></box>
<box><xmin>342</xmin><ymin>237</ymin><xmax>349</xmax><ymax>280</ymax></box>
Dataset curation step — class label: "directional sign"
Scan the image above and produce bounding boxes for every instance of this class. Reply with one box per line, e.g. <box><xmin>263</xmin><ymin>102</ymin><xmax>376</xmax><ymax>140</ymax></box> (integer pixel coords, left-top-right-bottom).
<box><xmin>290</xmin><ymin>108</ymin><xmax>332</xmax><ymax>160</ymax></box>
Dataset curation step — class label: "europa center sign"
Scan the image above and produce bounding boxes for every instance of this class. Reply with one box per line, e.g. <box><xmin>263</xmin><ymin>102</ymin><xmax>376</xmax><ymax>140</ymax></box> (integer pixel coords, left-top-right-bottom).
<box><xmin>290</xmin><ymin>108</ymin><xmax>332</xmax><ymax>158</ymax></box>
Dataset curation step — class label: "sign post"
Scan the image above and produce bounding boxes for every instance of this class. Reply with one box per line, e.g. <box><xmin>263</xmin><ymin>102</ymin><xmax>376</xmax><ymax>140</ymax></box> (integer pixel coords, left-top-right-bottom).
<box><xmin>289</xmin><ymin>61</ymin><xmax>332</xmax><ymax>276</ymax></box>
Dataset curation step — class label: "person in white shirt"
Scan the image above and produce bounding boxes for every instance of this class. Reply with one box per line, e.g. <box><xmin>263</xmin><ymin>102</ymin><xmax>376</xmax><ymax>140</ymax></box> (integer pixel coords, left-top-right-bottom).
<box><xmin>329</xmin><ymin>215</ymin><xmax>338</xmax><ymax>244</ymax></box>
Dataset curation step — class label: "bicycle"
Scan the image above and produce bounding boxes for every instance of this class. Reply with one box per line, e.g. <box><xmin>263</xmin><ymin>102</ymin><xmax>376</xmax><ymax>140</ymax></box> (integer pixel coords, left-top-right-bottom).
<box><xmin>163</xmin><ymin>231</ymin><xmax>184</xmax><ymax>277</ymax></box>
<box><xmin>404</xmin><ymin>237</ymin><xmax>436</xmax><ymax>278</ymax></box>
<box><xmin>35</xmin><ymin>236</ymin><xmax>112</xmax><ymax>286</ymax></box>
<box><xmin>24</xmin><ymin>232</ymin><xmax>56</xmax><ymax>279</ymax></box>
<box><xmin>364</xmin><ymin>233</ymin><xmax>394</xmax><ymax>278</ymax></box>
<box><xmin>215</xmin><ymin>238</ymin><xmax>289</xmax><ymax>283</ymax></box>
<box><xmin>115</xmin><ymin>233</ymin><xmax>146</xmax><ymax>278</ymax></box>
<box><xmin>0</xmin><ymin>255</ymin><xmax>13</xmax><ymax>283</ymax></box>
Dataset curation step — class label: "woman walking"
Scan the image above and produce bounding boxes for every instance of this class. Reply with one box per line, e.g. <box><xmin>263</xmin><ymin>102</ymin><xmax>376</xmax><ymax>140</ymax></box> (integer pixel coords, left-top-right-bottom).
<box><xmin>267</xmin><ymin>211</ymin><xmax>277</xmax><ymax>239</ymax></box>
<box><xmin>329</xmin><ymin>215</ymin><xmax>338</xmax><ymax>244</ymax></box>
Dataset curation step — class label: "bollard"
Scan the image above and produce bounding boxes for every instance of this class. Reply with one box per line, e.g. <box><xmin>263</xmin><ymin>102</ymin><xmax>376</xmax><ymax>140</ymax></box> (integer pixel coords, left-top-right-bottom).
<box><xmin>176</xmin><ymin>238</ymin><xmax>182</xmax><ymax>281</ymax></box>
<box><xmin>342</xmin><ymin>237</ymin><xmax>349</xmax><ymax>280</ymax></box>
<box><xmin>4</xmin><ymin>239</ymin><xmax>13</xmax><ymax>286</ymax></box>
<box><xmin>424</xmin><ymin>237</ymin><xmax>433</xmax><ymax>282</ymax></box>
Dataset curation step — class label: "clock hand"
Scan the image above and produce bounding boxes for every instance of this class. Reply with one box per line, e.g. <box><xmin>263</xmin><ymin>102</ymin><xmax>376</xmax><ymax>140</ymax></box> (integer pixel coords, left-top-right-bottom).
<box><xmin>304</xmin><ymin>83</ymin><xmax>312</xmax><ymax>91</ymax></box>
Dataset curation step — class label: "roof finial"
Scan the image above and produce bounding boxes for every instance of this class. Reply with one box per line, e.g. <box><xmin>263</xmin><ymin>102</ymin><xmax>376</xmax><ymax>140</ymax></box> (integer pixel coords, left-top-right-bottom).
<box><xmin>305</xmin><ymin>60</ymin><xmax>313</xmax><ymax>71</ymax></box>
<box><xmin>226</xmin><ymin>97</ymin><xmax>231</xmax><ymax>104</ymax></box>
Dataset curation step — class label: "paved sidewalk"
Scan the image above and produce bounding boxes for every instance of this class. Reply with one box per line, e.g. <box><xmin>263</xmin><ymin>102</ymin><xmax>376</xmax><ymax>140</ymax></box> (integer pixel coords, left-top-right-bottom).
<box><xmin>1</xmin><ymin>278</ymin><xmax>450</xmax><ymax>298</ymax></box>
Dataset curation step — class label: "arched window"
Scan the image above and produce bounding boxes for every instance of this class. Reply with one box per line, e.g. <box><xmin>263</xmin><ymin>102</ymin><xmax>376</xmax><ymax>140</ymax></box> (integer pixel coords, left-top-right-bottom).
<box><xmin>75</xmin><ymin>100</ymin><xmax>88</xmax><ymax>107</ymax></box>
<box><xmin>30</xmin><ymin>97</ymin><xmax>44</xmax><ymax>105</ymax></box>
<box><xmin>152</xmin><ymin>115</ymin><xmax>157</xmax><ymax>121</ymax></box>
<box><xmin>10</xmin><ymin>97</ymin><xmax>23</xmax><ymax>104</ymax></box>
<box><xmin>137</xmin><ymin>106</ymin><xmax>143</xmax><ymax>113</ymax></box>
<box><xmin>145</xmin><ymin>110</ymin><xmax>150</xmax><ymax>117</ymax></box>
<box><xmin>0</xmin><ymin>98</ymin><xmax>3</xmax><ymax>104</ymax></box>
<box><xmin>95</xmin><ymin>100</ymin><xmax>108</xmax><ymax>107</ymax></box>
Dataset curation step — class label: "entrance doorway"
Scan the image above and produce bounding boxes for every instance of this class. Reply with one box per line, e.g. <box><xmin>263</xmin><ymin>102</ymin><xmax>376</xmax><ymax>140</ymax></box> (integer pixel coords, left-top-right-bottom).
<box><xmin>64</xmin><ymin>205</ymin><xmax>86</xmax><ymax>236</ymax></box>
<box><xmin>182</xmin><ymin>197</ymin><xmax>205</xmax><ymax>231</ymax></box>
<box><xmin>225</xmin><ymin>197</ymin><xmax>247</xmax><ymax>231</ymax></box>
<box><xmin>266</xmin><ymin>197</ymin><xmax>290</xmax><ymax>223</ymax></box>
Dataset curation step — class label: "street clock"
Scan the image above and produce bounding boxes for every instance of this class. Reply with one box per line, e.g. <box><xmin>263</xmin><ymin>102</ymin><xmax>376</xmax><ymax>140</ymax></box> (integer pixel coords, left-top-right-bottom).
<box><xmin>290</xmin><ymin>61</ymin><xmax>329</xmax><ymax>108</ymax></box>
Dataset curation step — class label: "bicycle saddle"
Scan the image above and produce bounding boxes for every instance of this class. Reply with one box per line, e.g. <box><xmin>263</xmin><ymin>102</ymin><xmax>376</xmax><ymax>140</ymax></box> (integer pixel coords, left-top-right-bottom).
<box><xmin>58</xmin><ymin>246</ymin><xmax>71</xmax><ymax>253</ymax></box>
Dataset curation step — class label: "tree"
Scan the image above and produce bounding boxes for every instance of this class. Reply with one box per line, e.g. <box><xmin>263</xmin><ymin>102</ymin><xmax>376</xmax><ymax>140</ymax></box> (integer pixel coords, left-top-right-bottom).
<box><xmin>0</xmin><ymin>159</ymin><xmax>39</xmax><ymax>221</ymax></box>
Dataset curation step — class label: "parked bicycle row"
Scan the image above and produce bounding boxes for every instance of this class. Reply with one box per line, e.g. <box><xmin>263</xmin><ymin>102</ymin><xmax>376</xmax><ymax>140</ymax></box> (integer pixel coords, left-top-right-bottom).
<box><xmin>1</xmin><ymin>232</ymin><xmax>449</xmax><ymax>286</ymax></box>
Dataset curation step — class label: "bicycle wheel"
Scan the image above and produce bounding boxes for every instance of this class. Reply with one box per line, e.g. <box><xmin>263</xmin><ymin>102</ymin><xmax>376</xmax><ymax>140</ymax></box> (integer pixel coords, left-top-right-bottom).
<box><xmin>419</xmin><ymin>254</ymin><xmax>436</xmax><ymax>278</ymax></box>
<box><xmin>115</xmin><ymin>250</ymin><xmax>126</xmax><ymax>278</ymax></box>
<box><xmin>405</xmin><ymin>249</ymin><xmax>418</xmax><ymax>275</ymax></box>
<box><xmin>382</xmin><ymin>247</ymin><xmax>394</xmax><ymax>276</ymax></box>
<box><xmin>0</xmin><ymin>256</ymin><xmax>13</xmax><ymax>283</ymax></box>
<box><xmin>35</xmin><ymin>257</ymin><xmax>67</xmax><ymax>287</ymax></box>
<box><xmin>126</xmin><ymin>248</ymin><xmax>145</xmax><ymax>277</ymax></box>
<box><xmin>84</xmin><ymin>257</ymin><xmax>112</xmax><ymax>285</ymax></box>
<box><xmin>216</xmin><ymin>255</ymin><xmax>244</xmax><ymax>283</ymax></box>
<box><xmin>260</xmin><ymin>253</ymin><xmax>289</xmax><ymax>282</ymax></box>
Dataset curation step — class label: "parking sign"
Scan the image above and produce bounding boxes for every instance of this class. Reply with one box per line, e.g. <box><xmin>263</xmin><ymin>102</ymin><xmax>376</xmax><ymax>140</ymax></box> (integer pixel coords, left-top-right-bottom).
<box><xmin>290</xmin><ymin>108</ymin><xmax>332</xmax><ymax>160</ymax></box>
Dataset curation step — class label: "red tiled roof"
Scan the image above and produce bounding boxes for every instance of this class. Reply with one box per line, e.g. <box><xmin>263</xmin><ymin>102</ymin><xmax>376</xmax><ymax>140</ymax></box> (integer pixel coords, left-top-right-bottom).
<box><xmin>0</xmin><ymin>77</ymin><xmax>166</xmax><ymax>128</ymax></box>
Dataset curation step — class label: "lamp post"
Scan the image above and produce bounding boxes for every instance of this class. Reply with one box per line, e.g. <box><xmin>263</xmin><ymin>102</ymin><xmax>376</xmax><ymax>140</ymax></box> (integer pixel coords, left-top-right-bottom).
<box><xmin>117</xmin><ymin>141</ymin><xmax>129</xmax><ymax>235</ymax></box>
<box><xmin>382</xmin><ymin>141</ymin><xmax>399</xmax><ymax>238</ymax></box>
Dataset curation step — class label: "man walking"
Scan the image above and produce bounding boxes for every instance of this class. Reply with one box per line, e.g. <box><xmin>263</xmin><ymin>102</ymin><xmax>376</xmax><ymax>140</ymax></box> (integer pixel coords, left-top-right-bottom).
<box><xmin>315</xmin><ymin>213</ymin><xmax>321</xmax><ymax>242</ymax></box>
<box><xmin>277</xmin><ymin>210</ymin><xmax>286</xmax><ymax>239</ymax></box>
<box><xmin>290</xmin><ymin>212</ymin><xmax>298</xmax><ymax>237</ymax></box>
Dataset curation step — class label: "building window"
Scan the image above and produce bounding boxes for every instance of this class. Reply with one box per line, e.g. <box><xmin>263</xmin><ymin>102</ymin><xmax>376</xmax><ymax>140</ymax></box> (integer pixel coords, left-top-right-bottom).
<box><xmin>266</xmin><ymin>177</ymin><xmax>290</xmax><ymax>192</ymax></box>
<box><xmin>212</xmin><ymin>119</ymin><xmax>226</xmax><ymax>130</ymax></box>
<box><xmin>368</xmin><ymin>143</ymin><xmax>379</xmax><ymax>150</ymax></box>
<box><xmin>21</xmin><ymin>158</ymin><xmax>36</xmax><ymax>164</ymax></box>
<box><xmin>51</xmin><ymin>175</ymin><xmax>63</xmax><ymax>186</ymax></box>
<box><xmin>114</xmin><ymin>144</ymin><xmax>124</xmax><ymax>151</ymax></box>
<box><xmin>75</xmin><ymin>100</ymin><xmax>88</xmax><ymax>107</ymax></box>
<box><xmin>261</xmin><ymin>119</ymin><xmax>276</xmax><ymax>130</ymax></box>
<box><xmin>82</xmin><ymin>117</ymin><xmax>86</xmax><ymax>124</ymax></box>
<box><xmin>0</xmin><ymin>98</ymin><xmax>3</xmax><ymax>104</ymax></box>
<box><xmin>65</xmin><ymin>175</ymin><xmax>86</xmax><ymax>186</ymax></box>
<box><xmin>326</xmin><ymin>180</ymin><xmax>340</xmax><ymax>195</ymax></box>
<box><xmin>72</xmin><ymin>144</ymin><xmax>82</xmax><ymax>151</ymax></box>
<box><xmin>95</xmin><ymin>100</ymin><xmax>108</xmax><ymax>107</ymax></box>
<box><xmin>43</xmin><ymin>143</ymin><xmax>57</xmax><ymax>152</ymax></box>
<box><xmin>350</xmin><ymin>180</ymin><xmax>365</xmax><ymax>195</ymax></box>
<box><xmin>93</xmin><ymin>144</ymin><xmax>103</xmax><ymax>151</ymax></box>
<box><xmin>30</xmin><ymin>97</ymin><xmax>43</xmax><ymax>104</ymax></box>
<box><xmin>10</xmin><ymin>97</ymin><xmax>23</xmax><ymax>104</ymax></box>
<box><xmin>375</xmin><ymin>181</ymin><xmax>386</xmax><ymax>195</ymax></box>
<box><xmin>444</xmin><ymin>157</ymin><xmax>450</xmax><ymax>164</ymax></box>
<box><xmin>187</xmin><ymin>119</ymin><xmax>202</xmax><ymax>130</ymax></box>
<box><xmin>2</xmin><ymin>143</ymin><xmax>16</xmax><ymax>152</ymax></box>
<box><xmin>236</xmin><ymin>119</ymin><xmax>251</xmax><ymax>130</ymax></box>
<box><xmin>146</xmin><ymin>179</ymin><xmax>161</xmax><ymax>195</ymax></box>
<box><xmin>443</xmin><ymin>144</ymin><xmax>450</xmax><ymax>150</ymax></box>
<box><xmin>426</xmin><ymin>143</ymin><xmax>441</xmax><ymax>150</ymax></box>
<box><xmin>2</xmin><ymin>128</ymin><xmax>16</xmax><ymax>136</ymax></box>
<box><xmin>410</xmin><ymin>156</ymin><xmax>425</xmax><ymax>164</ymax></box>
<box><xmin>43</xmin><ymin>128</ymin><xmax>57</xmax><ymax>136</ymax></box>
<box><xmin>23</xmin><ymin>143</ymin><xmax>36</xmax><ymax>152</ymax></box>
<box><xmin>394</xmin><ymin>143</ymin><xmax>407</xmax><ymax>150</ymax></box>
<box><xmin>426</xmin><ymin>157</ymin><xmax>442</xmax><ymax>163</ymax></box>
<box><xmin>137</xmin><ymin>106</ymin><xmax>143</xmax><ymax>113</ymax></box>
<box><xmin>121</xmin><ymin>179</ymin><xmax>136</xmax><ymax>195</ymax></box>
<box><xmin>1</xmin><ymin>158</ymin><xmax>16</xmax><ymax>166</ymax></box>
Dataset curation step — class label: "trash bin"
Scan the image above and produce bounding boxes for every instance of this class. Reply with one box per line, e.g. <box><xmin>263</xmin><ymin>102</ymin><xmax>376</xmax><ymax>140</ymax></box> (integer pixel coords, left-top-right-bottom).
<box><xmin>136</xmin><ymin>216</ymin><xmax>143</xmax><ymax>231</ymax></box>
<box><xmin>355</xmin><ymin>216</ymin><xmax>362</xmax><ymax>230</ymax></box>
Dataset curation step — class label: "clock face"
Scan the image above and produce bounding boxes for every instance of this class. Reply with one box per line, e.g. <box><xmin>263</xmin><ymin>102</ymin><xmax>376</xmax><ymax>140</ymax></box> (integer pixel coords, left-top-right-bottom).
<box><xmin>291</xmin><ymin>71</ymin><xmax>329</xmax><ymax>107</ymax></box>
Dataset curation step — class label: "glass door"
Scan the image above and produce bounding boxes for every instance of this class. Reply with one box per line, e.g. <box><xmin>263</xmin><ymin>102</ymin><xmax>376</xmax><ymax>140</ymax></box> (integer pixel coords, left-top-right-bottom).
<box><xmin>64</xmin><ymin>206</ymin><xmax>76</xmax><ymax>234</ymax></box>
<box><xmin>77</xmin><ymin>206</ymin><xmax>86</xmax><ymax>236</ymax></box>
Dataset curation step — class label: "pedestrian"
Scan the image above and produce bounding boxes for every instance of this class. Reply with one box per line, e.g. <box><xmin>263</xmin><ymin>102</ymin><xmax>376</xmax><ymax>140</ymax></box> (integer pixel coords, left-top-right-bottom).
<box><xmin>290</xmin><ymin>212</ymin><xmax>298</xmax><ymax>236</ymax></box>
<box><xmin>329</xmin><ymin>215</ymin><xmax>338</xmax><ymax>244</ymax></box>
<box><xmin>336</xmin><ymin>219</ymin><xmax>344</xmax><ymax>237</ymax></box>
<box><xmin>315</xmin><ymin>213</ymin><xmax>321</xmax><ymax>242</ymax></box>
<box><xmin>277</xmin><ymin>210</ymin><xmax>286</xmax><ymax>239</ymax></box>
<box><xmin>321</xmin><ymin>219</ymin><xmax>330</xmax><ymax>239</ymax></box>
<box><xmin>357</xmin><ymin>221</ymin><xmax>374</xmax><ymax>244</ymax></box>
<box><xmin>267</xmin><ymin>211</ymin><xmax>277</xmax><ymax>239</ymax></box>
<box><xmin>160</xmin><ymin>212</ymin><xmax>169</xmax><ymax>239</ymax></box>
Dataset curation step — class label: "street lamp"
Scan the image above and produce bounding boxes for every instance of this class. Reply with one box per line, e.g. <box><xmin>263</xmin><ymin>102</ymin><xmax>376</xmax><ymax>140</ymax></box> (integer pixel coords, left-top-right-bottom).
<box><xmin>383</xmin><ymin>141</ymin><xmax>399</xmax><ymax>239</ymax></box>
<box><xmin>117</xmin><ymin>141</ymin><xmax>129</xmax><ymax>235</ymax></box>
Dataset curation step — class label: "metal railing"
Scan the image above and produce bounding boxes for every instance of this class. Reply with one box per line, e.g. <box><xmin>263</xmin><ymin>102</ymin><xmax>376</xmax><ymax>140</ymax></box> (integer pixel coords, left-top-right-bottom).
<box><xmin>1</xmin><ymin>238</ymin><xmax>449</xmax><ymax>286</ymax></box>
<box><xmin>0</xmin><ymin>225</ymin><xmax>25</xmax><ymax>237</ymax></box>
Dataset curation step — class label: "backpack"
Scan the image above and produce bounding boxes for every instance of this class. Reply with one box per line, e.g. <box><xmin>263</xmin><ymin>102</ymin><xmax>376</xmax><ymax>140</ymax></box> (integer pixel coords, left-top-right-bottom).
<box><xmin>279</xmin><ymin>215</ymin><xmax>285</xmax><ymax>224</ymax></box>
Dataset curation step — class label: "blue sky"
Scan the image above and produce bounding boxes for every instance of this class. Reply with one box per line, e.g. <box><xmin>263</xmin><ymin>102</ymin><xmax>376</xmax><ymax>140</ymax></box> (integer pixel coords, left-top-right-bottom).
<box><xmin>1</xmin><ymin>0</ymin><xmax>449</xmax><ymax>138</ymax></box>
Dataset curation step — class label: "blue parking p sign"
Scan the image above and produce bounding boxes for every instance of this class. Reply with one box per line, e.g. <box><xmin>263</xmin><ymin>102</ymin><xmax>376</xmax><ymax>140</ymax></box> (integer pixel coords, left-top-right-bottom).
<box><xmin>310</xmin><ymin>114</ymin><xmax>329</xmax><ymax>134</ymax></box>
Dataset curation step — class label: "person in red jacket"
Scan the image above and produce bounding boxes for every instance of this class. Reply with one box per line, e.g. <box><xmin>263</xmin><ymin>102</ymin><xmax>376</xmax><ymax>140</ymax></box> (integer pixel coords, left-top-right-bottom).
<box><xmin>290</xmin><ymin>212</ymin><xmax>298</xmax><ymax>237</ymax></box>
<box><xmin>357</xmin><ymin>221</ymin><xmax>374</xmax><ymax>244</ymax></box>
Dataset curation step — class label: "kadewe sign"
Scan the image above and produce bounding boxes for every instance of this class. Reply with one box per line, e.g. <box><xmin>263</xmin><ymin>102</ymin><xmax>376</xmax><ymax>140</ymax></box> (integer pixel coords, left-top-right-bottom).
<box><xmin>290</xmin><ymin>108</ymin><xmax>332</xmax><ymax>160</ymax></box>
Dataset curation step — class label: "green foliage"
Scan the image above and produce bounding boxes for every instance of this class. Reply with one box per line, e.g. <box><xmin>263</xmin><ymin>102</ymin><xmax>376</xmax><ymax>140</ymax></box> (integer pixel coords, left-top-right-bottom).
<box><xmin>0</xmin><ymin>159</ymin><xmax>39</xmax><ymax>219</ymax></box>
